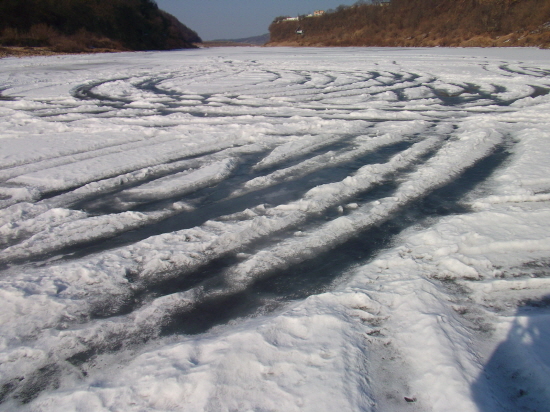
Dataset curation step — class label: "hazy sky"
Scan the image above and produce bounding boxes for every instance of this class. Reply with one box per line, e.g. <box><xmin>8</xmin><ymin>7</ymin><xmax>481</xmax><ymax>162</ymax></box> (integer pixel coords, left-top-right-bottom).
<box><xmin>156</xmin><ymin>0</ymin><xmax>358</xmax><ymax>41</ymax></box>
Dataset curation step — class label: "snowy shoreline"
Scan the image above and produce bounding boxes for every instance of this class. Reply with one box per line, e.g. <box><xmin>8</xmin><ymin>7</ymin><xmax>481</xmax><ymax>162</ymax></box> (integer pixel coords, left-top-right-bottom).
<box><xmin>1</xmin><ymin>47</ymin><xmax>550</xmax><ymax>411</ymax></box>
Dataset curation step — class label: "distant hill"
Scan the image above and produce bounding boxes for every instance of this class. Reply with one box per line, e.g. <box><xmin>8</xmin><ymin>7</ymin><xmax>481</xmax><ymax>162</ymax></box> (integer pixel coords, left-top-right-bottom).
<box><xmin>268</xmin><ymin>0</ymin><xmax>550</xmax><ymax>48</ymax></box>
<box><xmin>0</xmin><ymin>0</ymin><xmax>201</xmax><ymax>53</ymax></box>
<box><xmin>228</xmin><ymin>33</ymin><xmax>270</xmax><ymax>45</ymax></box>
<box><xmin>205</xmin><ymin>34</ymin><xmax>270</xmax><ymax>47</ymax></box>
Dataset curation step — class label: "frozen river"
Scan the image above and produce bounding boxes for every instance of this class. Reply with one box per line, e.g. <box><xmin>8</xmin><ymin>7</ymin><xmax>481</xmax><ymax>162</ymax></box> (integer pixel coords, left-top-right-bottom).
<box><xmin>1</xmin><ymin>47</ymin><xmax>550</xmax><ymax>411</ymax></box>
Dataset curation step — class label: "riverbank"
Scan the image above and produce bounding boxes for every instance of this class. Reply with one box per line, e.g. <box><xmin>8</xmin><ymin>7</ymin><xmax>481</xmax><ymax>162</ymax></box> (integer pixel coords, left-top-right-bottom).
<box><xmin>0</xmin><ymin>46</ymin><xmax>125</xmax><ymax>59</ymax></box>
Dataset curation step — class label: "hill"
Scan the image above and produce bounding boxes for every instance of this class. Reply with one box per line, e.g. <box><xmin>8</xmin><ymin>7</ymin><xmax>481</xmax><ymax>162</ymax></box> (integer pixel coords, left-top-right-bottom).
<box><xmin>227</xmin><ymin>33</ymin><xmax>270</xmax><ymax>45</ymax></box>
<box><xmin>0</xmin><ymin>0</ymin><xmax>201</xmax><ymax>54</ymax></box>
<box><xmin>268</xmin><ymin>0</ymin><xmax>550</xmax><ymax>48</ymax></box>
<box><xmin>201</xmin><ymin>34</ymin><xmax>270</xmax><ymax>48</ymax></box>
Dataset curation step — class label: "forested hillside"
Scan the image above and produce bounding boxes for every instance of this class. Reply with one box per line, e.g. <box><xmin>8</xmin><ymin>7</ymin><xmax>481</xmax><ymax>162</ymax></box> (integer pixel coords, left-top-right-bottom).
<box><xmin>269</xmin><ymin>0</ymin><xmax>550</xmax><ymax>48</ymax></box>
<box><xmin>0</xmin><ymin>0</ymin><xmax>201</xmax><ymax>53</ymax></box>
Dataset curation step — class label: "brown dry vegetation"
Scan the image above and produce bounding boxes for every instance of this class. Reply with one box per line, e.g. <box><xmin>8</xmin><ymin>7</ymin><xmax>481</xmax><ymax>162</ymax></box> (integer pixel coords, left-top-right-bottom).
<box><xmin>0</xmin><ymin>24</ymin><xmax>126</xmax><ymax>56</ymax></box>
<box><xmin>268</xmin><ymin>0</ymin><xmax>550</xmax><ymax>48</ymax></box>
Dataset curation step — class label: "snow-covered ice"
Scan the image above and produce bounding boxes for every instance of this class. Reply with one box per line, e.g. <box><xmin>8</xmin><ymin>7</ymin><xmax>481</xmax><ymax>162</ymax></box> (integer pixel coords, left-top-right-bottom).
<box><xmin>1</xmin><ymin>47</ymin><xmax>550</xmax><ymax>411</ymax></box>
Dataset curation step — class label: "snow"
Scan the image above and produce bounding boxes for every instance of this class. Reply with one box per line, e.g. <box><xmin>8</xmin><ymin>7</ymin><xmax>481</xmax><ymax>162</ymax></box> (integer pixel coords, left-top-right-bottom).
<box><xmin>1</xmin><ymin>47</ymin><xmax>550</xmax><ymax>411</ymax></box>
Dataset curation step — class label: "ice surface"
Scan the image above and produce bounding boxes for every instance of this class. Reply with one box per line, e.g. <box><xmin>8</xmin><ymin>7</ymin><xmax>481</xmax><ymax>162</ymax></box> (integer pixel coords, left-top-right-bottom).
<box><xmin>1</xmin><ymin>47</ymin><xmax>550</xmax><ymax>411</ymax></box>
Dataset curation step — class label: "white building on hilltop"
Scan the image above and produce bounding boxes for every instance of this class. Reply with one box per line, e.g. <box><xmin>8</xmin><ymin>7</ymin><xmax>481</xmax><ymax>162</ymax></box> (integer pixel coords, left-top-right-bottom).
<box><xmin>283</xmin><ymin>10</ymin><xmax>325</xmax><ymax>21</ymax></box>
